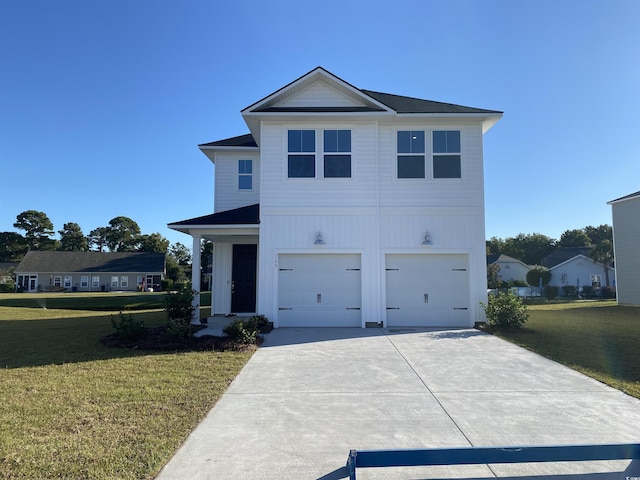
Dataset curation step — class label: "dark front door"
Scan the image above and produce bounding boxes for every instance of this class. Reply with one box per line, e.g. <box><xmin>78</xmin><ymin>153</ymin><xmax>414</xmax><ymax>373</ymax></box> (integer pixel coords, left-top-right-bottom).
<box><xmin>231</xmin><ymin>244</ymin><xmax>257</xmax><ymax>313</ymax></box>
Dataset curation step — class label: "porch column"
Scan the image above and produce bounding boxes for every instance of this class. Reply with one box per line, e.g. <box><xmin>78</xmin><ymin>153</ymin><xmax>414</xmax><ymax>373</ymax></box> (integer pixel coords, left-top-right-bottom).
<box><xmin>191</xmin><ymin>234</ymin><xmax>202</xmax><ymax>324</ymax></box>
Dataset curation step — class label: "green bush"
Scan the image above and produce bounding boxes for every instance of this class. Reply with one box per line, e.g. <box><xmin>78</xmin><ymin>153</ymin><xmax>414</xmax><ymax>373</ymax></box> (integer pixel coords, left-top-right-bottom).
<box><xmin>601</xmin><ymin>286</ymin><xmax>616</xmax><ymax>299</ymax></box>
<box><xmin>223</xmin><ymin>315</ymin><xmax>269</xmax><ymax>344</ymax></box>
<box><xmin>161</xmin><ymin>278</ymin><xmax>174</xmax><ymax>291</ymax></box>
<box><xmin>0</xmin><ymin>283</ymin><xmax>15</xmax><ymax>293</ymax></box>
<box><xmin>581</xmin><ymin>286</ymin><xmax>596</xmax><ymax>299</ymax></box>
<box><xmin>163</xmin><ymin>287</ymin><xmax>196</xmax><ymax>340</ymax></box>
<box><xmin>526</xmin><ymin>265</ymin><xmax>551</xmax><ymax>287</ymax></box>
<box><xmin>562</xmin><ymin>285</ymin><xmax>578</xmax><ymax>298</ymax></box>
<box><xmin>111</xmin><ymin>311</ymin><xmax>148</xmax><ymax>340</ymax></box>
<box><xmin>543</xmin><ymin>285</ymin><xmax>559</xmax><ymax>300</ymax></box>
<box><xmin>481</xmin><ymin>292</ymin><xmax>528</xmax><ymax>331</ymax></box>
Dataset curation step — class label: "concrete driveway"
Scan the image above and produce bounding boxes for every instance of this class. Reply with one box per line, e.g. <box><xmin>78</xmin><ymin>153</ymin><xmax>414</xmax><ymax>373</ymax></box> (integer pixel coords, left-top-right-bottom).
<box><xmin>156</xmin><ymin>328</ymin><xmax>640</xmax><ymax>479</ymax></box>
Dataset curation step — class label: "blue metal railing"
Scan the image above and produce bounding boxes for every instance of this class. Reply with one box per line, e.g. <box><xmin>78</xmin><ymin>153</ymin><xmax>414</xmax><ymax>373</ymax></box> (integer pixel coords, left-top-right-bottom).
<box><xmin>346</xmin><ymin>443</ymin><xmax>640</xmax><ymax>480</ymax></box>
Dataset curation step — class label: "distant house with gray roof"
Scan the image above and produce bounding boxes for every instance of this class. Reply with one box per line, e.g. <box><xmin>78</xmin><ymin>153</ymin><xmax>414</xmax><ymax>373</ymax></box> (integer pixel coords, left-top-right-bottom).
<box><xmin>14</xmin><ymin>251</ymin><xmax>165</xmax><ymax>293</ymax></box>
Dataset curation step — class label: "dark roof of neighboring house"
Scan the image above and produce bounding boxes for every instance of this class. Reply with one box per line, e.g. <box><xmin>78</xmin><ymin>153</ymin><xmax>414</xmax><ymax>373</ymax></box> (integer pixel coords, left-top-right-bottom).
<box><xmin>541</xmin><ymin>247</ymin><xmax>593</xmax><ymax>268</ymax></box>
<box><xmin>199</xmin><ymin>133</ymin><xmax>258</xmax><ymax>148</ymax></box>
<box><xmin>15</xmin><ymin>251</ymin><xmax>165</xmax><ymax>273</ymax></box>
<box><xmin>486</xmin><ymin>254</ymin><xmax>500</xmax><ymax>265</ymax></box>
<box><xmin>169</xmin><ymin>204</ymin><xmax>260</xmax><ymax>226</ymax></box>
<box><xmin>608</xmin><ymin>190</ymin><xmax>640</xmax><ymax>204</ymax></box>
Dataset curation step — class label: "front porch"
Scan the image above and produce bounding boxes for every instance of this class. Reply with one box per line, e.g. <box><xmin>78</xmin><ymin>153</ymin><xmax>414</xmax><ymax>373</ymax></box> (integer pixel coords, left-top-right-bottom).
<box><xmin>168</xmin><ymin>204</ymin><xmax>260</xmax><ymax>324</ymax></box>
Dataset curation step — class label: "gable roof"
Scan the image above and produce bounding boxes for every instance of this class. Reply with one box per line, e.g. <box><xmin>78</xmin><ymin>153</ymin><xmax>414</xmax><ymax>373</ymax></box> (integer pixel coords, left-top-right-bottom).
<box><xmin>541</xmin><ymin>247</ymin><xmax>593</xmax><ymax>268</ymax></box>
<box><xmin>15</xmin><ymin>251</ymin><xmax>165</xmax><ymax>274</ymax></box>
<box><xmin>169</xmin><ymin>204</ymin><xmax>260</xmax><ymax>228</ymax></box>
<box><xmin>199</xmin><ymin>67</ymin><xmax>502</xmax><ymax>150</ymax></box>
<box><xmin>608</xmin><ymin>190</ymin><xmax>640</xmax><ymax>205</ymax></box>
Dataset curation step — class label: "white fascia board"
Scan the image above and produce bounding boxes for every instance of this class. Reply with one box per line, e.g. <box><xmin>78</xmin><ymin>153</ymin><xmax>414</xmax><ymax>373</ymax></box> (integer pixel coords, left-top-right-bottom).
<box><xmin>607</xmin><ymin>192</ymin><xmax>640</xmax><ymax>205</ymax></box>
<box><xmin>198</xmin><ymin>145</ymin><xmax>259</xmax><ymax>164</ymax></box>
<box><xmin>396</xmin><ymin>112</ymin><xmax>503</xmax><ymax>133</ymax></box>
<box><xmin>167</xmin><ymin>225</ymin><xmax>259</xmax><ymax>235</ymax></box>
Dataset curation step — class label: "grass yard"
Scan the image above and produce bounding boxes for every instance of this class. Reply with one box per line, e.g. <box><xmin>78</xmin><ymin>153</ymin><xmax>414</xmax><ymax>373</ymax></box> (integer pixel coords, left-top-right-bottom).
<box><xmin>0</xmin><ymin>298</ymin><xmax>252</xmax><ymax>479</ymax></box>
<box><xmin>495</xmin><ymin>300</ymin><xmax>640</xmax><ymax>399</ymax></box>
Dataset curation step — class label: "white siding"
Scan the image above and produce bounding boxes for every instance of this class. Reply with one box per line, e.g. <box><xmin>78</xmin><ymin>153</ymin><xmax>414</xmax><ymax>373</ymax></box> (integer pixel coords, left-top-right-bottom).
<box><xmin>277</xmin><ymin>80</ymin><xmax>367</xmax><ymax>108</ymax></box>
<box><xmin>611</xmin><ymin>196</ymin><xmax>640</xmax><ymax>305</ymax></box>
<box><xmin>549</xmin><ymin>256</ymin><xmax>614</xmax><ymax>289</ymax></box>
<box><xmin>213</xmin><ymin>152</ymin><xmax>260</xmax><ymax>213</ymax></box>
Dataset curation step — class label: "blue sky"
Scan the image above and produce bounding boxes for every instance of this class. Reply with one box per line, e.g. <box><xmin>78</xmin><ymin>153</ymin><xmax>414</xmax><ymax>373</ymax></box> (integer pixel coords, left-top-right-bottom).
<box><xmin>1</xmin><ymin>0</ymin><xmax>638</xmax><ymax>249</ymax></box>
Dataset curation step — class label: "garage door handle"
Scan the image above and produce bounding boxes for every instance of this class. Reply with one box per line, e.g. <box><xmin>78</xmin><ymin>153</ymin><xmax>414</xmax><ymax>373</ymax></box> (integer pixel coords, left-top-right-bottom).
<box><xmin>424</xmin><ymin>293</ymin><xmax>429</xmax><ymax>303</ymax></box>
<box><xmin>346</xmin><ymin>307</ymin><xmax>361</xmax><ymax>310</ymax></box>
<box><xmin>386</xmin><ymin>307</ymin><xmax>400</xmax><ymax>310</ymax></box>
<box><xmin>279</xmin><ymin>307</ymin><xmax>293</xmax><ymax>311</ymax></box>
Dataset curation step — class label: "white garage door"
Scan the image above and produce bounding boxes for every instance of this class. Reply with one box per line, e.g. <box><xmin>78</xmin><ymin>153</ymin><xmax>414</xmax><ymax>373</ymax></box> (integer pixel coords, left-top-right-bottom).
<box><xmin>386</xmin><ymin>254</ymin><xmax>470</xmax><ymax>327</ymax></box>
<box><xmin>278</xmin><ymin>254</ymin><xmax>361</xmax><ymax>327</ymax></box>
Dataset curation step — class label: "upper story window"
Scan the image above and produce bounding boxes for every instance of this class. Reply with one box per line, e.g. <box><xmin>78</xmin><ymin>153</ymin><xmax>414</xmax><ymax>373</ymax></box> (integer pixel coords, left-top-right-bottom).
<box><xmin>323</xmin><ymin>130</ymin><xmax>351</xmax><ymax>178</ymax></box>
<box><xmin>397</xmin><ymin>131</ymin><xmax>425</xmax><ymax>178</ymax></box>
<box><xmin>288</xmin><ymin>130</ymin><xmax>315</xmax><ymax>178</ymax></box>
<box><xmin>433</xmin><ymin>130</ymin><xmax>461</xmax><ymax>178</ymax></box>
<box><xmin>238</xmin><ymin>159</ymin><xmax>253</xmax><ymax>190</ymax></box>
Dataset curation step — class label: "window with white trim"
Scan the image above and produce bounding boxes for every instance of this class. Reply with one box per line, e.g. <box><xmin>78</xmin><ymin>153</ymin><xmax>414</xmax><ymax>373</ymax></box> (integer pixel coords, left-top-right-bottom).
<box><xmin>397</xmin><ymin>131</ymin><xmax>425</xmax><ymax>178</ymax></box>
<box><xmin>590</xmin><ymin>275</ymin><xmax>602</xmax><ymax>288</ymax></box>
<box><xmin>323</xmin><ymin>130</ymin><xmax>351</xmax><ymax>178</ymax></box>
<box><xmin>238</xmin><ymin>159</ymin><xmax>253</xmax><ymax>190</ymax></box>
<box><xmin>92</xmin><ymin>276</ymin><xmax>100</xmax><ymax>287</ymax></box>
<box><xmin>54</xmin><ymin>276</ymin><xmax>62</xmax><ymax>287</ymax></box>
<box><xmin>288</xmin><ymin>130</ymin><xmax>316</xmax><ymax>178</ymax></box>
<box><xmin>81</xmin><ymin>276</ymin><xmax>89</xmax><ymax>288</ymax></box>
<box><xmin>64</xmin><ymin>276</ymin><xmax>72</xmax><ymax>288</ymax></box>
<box><xmin>121</xmin><ymin>276</ymin><xmax>128</xmax><ymax>288</ymax></box>
<box><xmin>433</xmin><ymin>130</ymin><xmax>461</xmax><ymax>178</ymax></box>
<box><xmin>111</xmin><ymin>276</ymin><xmax>119</xmax><ymax>288</ymax></box>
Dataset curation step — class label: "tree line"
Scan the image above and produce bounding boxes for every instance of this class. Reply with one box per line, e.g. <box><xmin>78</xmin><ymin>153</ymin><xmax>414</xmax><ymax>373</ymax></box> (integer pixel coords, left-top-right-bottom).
<box><xmin>0</xmin><ymin>210</ymin><xmax>204</xmax><ymax>285</ymax></box>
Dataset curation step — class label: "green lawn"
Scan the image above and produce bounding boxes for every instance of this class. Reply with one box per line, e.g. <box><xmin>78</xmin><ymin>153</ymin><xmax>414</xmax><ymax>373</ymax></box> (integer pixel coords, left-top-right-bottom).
<box><xmin>0</xmin><ymin>299</ymin><xmax>252</xmax><ymax>479</ymax></box>
<box><xmin>496</xmin><ymin>300</ymin><xmax>640</xmax><ymax>399</ymax></box>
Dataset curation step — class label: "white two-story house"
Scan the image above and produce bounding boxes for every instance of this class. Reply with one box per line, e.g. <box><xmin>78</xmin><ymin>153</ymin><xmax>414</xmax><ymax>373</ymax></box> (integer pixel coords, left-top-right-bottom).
<box><xmin>169</xmin><ymin>67</ymin><xmax>502</xmax><ymax>328</ymax></box>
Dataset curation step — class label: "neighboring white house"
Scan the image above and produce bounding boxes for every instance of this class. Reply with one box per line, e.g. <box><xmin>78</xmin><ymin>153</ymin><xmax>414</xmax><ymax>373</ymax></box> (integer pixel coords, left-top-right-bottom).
<box><xmin>608</xmin><ymin>190</ymin><xmax>640</xmax><ymax>305</ymax></box>
<box><xmin>547</xmin><ymin>254</ymin><xmax>614</xmax><ymax>291</ymax></box>
<box><xmin>169</xmin><ymin>67</ymin><xmax>502</xmax><ymax>327</ymax></box>
<box><xmin>487</xmin><ymin>254</ymin><xmax>530</xmax><ymax>284</ymax></box>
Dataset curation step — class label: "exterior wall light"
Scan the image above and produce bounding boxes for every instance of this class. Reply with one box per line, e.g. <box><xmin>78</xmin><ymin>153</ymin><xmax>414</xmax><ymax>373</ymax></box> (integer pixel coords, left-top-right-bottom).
<box><xmin>314</xmin><ymin>232</ymin><xmax>325</xmax><ymax>245</ymax></box>
<box><xmin>422</xmin><ymin>231</ymin><xmax>432</xmax><ymax>245</ymax></box>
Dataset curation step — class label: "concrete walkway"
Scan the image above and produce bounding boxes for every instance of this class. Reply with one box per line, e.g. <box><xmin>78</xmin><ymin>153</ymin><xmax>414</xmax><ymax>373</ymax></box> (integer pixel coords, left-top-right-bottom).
<box><xmin>156</xmin><ymin>328</ymin><xmax>640</xmax><ymax>479</ymax></box>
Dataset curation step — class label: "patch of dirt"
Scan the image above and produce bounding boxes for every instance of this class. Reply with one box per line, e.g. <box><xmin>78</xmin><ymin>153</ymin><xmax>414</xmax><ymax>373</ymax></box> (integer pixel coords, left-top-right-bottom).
<box><xmin>100</xmin><ymin>326</ymin><xmax>260</xmax><ymax>353</ymax></box>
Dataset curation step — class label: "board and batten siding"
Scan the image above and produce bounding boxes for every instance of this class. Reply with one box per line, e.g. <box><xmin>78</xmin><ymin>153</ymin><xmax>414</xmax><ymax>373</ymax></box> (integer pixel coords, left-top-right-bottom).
<box><xmin>611</xmin><ymin>196</ymin><xmax>640</xmax><ymax>305</ymax></box>
<box><xmin>213</xmin><ymin>151</ymin><xmax>260</xmax><ymax>213</ymax></box>
<box><xmin>257</xmin><ymin>211</ymin><xmax>487</xmax><ymax>327</ymax></box>
<box><xmin>377</xmin><ymin>123</ymin><xmax>485</xmax><ymax>207</ymax></box>
<box><xmin>259</xmin><ymin>122</ymin><xmax>378</xmax><ymax>209</ymax></box>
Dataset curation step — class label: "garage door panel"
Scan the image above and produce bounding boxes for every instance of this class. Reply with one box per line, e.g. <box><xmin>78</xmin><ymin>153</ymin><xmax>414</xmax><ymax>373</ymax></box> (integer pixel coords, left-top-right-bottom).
<box><xmin>278</xmin><ymin>254</ymin><xmax>361</xmax><ymax>327</ymax></box>
<box><xmin>386</xmin><ymin>254</ymin><xmax>469</xmax><ymax>327</ymax></box>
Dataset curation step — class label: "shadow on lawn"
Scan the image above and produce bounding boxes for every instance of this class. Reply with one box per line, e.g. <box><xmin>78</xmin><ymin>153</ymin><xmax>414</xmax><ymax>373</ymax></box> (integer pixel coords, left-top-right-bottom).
<box><xmin>0</xmin><ymin>313</ymin><xmax>174</xmax><ymax>369</ymax></box>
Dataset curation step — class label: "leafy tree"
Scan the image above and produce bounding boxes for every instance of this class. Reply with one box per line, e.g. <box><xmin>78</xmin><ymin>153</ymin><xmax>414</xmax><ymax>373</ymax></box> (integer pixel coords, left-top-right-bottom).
<box><xmin>13</xmin><ymin>210</ymin><xmax>57</xmax><ymax>250</ymax></box>
<box><xmin>526</xmin><ymin>265</ymin><xmax>551</xmax><ymax>287</ymax></box>
<box><xmin>58</xmin><ymin>222</ymin><xmax>88</xmax><ymax>251</ymax></box>
<box><xmin>171</xmin><ymin>242</ymin><xmax>192</xmax><ymax>266</ymax></box>
<box><xmin>589</xmin><ymin>239</ymin><xmax>614</xmax><ymax>287</ymax></box>
<box><xmin>0</xmin><ymin>232</ymin><xmax>28</xmax><ymax>261</ymax></box>
<box><xmin>88</xmin><ymin>227</ymin><xmax>109</xmax><ymax>252</ymax></box>
<box><xmin>487</xmin><ymin>262</ymin><xmax>501</xmax><ymax>289</ymax></box>
<box><xmin>486</xmin><ymin>237</ymin><xmax>505</xmax><ymax>256</ymax></box>
<box><xmin>558</xmin><ymin>229</ymin><xmax>591</xmax><ymax>248</ymax></box>
<box><xmin>584</xmin><ymin>224</ymin><xmax>613</xmax><ymax>246</ymax></box>
<box><xmin>138</xmin><ymin>233</ymin><xmax>170</xmax><ymax>254</ymax></box>
<box><xmin>502</xmin><ymin>233</ymin><xmax>556</xmax><ymax>265</ymax></box>
<box><xmin>105</xmin><ymin>216</ymin><xmax>141</xmax><ymax>252</ymax></box>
